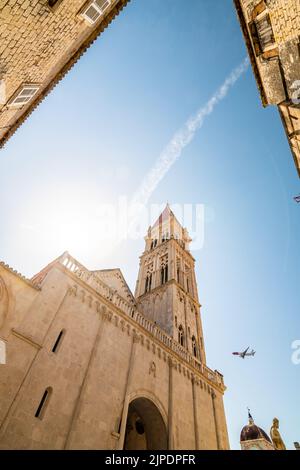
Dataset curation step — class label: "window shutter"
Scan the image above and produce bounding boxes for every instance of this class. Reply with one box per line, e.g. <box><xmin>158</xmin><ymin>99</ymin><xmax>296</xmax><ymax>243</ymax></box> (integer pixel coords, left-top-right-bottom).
<box><xmin>256</xmin><ymin>14</ymin><xmax>275</xmax><ymax>50</ymax></box>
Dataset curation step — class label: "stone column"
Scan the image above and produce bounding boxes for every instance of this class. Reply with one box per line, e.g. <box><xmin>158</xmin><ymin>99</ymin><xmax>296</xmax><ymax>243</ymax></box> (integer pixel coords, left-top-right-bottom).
<box><xmin>168</xmin><ymin>356</ymin><xmax>174</xmax><ymax>449</ymax></box>
<box><xmin>191</xmin><ymin>376</ymin><xmax>200</xmax><ymax>449</ymax></box>
<box><xmin>211</xmin><ymin>391</ymin><xmax>222</xmax><ymax>450</ymax></box>
<box><xmin>191</xmin><ymin>267</ymin><xmax>198</xmax><ymax>302</ymax></box>
<box><xmin>117</xmin><ymin>332</ymin><xmax>140</xmax><ymax>450</ymax></box>
<box><xmin>195</xmin><ymin>308</ymin><xmax>206</xmax><ymax>364</ymax></box>
<box><xmin>170</xmin><ymin>212</ymin><xmax>174</xmax><ymax>238</ymax></box>
<box><xmin>159</xmin><ymin>217</ymin><xmax>162</xmax><ymax>244</ymax></box>
<box><xmin>183</xmin><ymin>297</ymin><xmax>188</xmax><ymax>351</ymax></box>
<box><xmin>170</xmin><ymin>242</ymin><xmax>176</xmax><ymax>280</ymax></box>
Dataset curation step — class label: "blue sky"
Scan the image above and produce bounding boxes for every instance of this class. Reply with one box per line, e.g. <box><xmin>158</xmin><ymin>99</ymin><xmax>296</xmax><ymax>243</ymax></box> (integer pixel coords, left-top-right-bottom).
<box><xmin>0</xmin><ymin>0</ymin><xmax>299</xmax><ymax>450</ymax></box>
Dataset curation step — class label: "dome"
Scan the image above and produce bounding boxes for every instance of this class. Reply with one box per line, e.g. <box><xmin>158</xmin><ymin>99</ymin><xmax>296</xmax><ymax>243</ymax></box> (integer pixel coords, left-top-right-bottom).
<box><xmin>240</xmin><ymin>423</ymin><xmax>271</xmax><ymax>443</ymax></box>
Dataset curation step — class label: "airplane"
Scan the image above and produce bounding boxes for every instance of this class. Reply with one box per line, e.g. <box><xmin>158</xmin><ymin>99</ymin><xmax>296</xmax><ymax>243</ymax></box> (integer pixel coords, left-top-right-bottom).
<box><xmin>232</xmin><ymin>347</ymin><xmax>256</xmax><ymax>359</ymax></box>
<box><xmin>294</xmin><ymin>195</ymin><xmax>300</xmax><ymax>203</ymax></box>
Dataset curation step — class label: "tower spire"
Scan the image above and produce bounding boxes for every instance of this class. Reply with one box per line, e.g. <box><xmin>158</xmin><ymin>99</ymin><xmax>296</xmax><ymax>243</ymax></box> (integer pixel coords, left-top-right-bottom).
<box><xmin>135</xmin><ymin>205</ymin><xmax>206</xmax><ymax>363</ymax></box>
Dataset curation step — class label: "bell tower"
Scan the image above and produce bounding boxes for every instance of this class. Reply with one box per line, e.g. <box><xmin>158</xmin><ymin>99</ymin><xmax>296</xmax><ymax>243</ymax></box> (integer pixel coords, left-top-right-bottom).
<box><xmin>135</xmin><ymin>205</ymin><xmax>206</xmax><ymax>364</ymax></box>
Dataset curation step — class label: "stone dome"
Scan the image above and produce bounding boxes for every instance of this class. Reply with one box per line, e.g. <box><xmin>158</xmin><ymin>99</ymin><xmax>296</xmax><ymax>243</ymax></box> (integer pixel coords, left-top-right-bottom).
<box><xmin>240</xmin><ymin>423</ymin><xmax>271</xmax><ymax>443</ymax></box>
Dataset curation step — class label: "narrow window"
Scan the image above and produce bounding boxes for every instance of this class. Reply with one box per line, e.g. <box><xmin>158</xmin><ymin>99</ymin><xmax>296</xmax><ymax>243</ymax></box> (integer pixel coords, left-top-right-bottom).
<box><xmin>145</xmin><ymin>276</ymin><xmax>149</xmax><ymax>294</ymax></box>
<box><xmin>192</xmin><ymin>336</ymin><xmax>197</xmax><ymax>358</ymax></box>
<box><xmin>161</xmin><ymin>268</ymin><xmax>164</xmax><ymax>285</ymax></box>
<box><xmin>149</xmin><ymin>273</ymin><xmax>152</xmax><ymax>291</ymax></box>
<box><xmin>175</xmin><ymin>316</ymin><xmax>177</xmax><ymax>327</ymax></box>
<box><xmin>178</xmin><ymin>325</ymin><xmax>184</xmax><ymax>347</ymax></box>
<box><xmin>52</xmin><ymin>329</ymin><xmax>65</xmax><ymax>353</ymax></box>
<box><xmin>165</xmin><ymin>265</ymin><xmax>168</xmax><ymax>283</ymax></box>
<box><xmin>187</xmin><ymin>278</ymin><xmax>190</xmax><ymax>293</ymax></box>
<box><xmin>35</xmin><ymin>387</ymin><xmax>52</xmax><ymax>419</ymax></box>
<box><xmin>177</xmin><ymin>267</ymin><xmax>180</xmax><ymax>283</ymax></box>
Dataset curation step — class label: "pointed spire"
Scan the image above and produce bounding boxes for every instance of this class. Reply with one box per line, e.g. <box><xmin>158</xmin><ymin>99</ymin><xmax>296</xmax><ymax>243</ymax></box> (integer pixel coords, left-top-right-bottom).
<box><xmin>247</xmin><ymin>408</ymin><xmax>254</xmax><ymax>425</ymax></box>
<box><xmin>152</xmin><ymin>203</ymin><xmax>176</xmax><ymax>229</ymax></box>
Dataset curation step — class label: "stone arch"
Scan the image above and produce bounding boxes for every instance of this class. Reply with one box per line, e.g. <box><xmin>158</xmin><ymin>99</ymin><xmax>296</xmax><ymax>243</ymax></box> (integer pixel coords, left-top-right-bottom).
<box><xmin>124</xmin><ymin>391</ymin><xmax>168</xmax><ymax>450</ymax></box>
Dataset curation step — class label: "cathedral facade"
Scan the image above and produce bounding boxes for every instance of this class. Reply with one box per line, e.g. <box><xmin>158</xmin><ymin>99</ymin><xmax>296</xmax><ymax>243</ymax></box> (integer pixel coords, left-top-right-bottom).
<box><xmin>0</xmin><ymin>206</ymin><xmax>229</xmax><ymax>450</ymax></box>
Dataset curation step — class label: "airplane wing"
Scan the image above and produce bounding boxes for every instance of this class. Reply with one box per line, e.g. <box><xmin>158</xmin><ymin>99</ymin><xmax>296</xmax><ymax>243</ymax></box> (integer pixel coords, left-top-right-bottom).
<box><xmin>241</xmin><ymin>347</ymin><xmax>249</xmax><ymax>358</ymax></box>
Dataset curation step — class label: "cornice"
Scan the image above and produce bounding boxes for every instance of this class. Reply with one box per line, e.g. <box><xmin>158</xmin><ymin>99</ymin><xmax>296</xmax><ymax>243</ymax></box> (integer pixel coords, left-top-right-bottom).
<box><xmin>0</xmin><ymin>261</ymin><xmax>40</xmax><ymax>290</ymax></box>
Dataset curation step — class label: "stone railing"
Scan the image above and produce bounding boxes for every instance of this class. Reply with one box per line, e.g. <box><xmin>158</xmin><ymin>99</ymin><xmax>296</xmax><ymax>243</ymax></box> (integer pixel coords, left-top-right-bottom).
<box><xmin>59</xmin><ymin>252</ymin><xmax>224</xmax><ymax>388</ymax></box>
<box><xmin>60</xmin><ymin>253</ymin><xmax>135</xmax><ymax>318</ymax></box>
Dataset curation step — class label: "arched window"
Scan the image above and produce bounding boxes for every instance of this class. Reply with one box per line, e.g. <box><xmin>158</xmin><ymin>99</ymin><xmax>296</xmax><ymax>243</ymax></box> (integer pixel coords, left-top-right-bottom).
<box><xmin>148</xmin><ymin>273</ymin><xmax>152</xmax><ymax>291</ymax></box>
<box><xmin>192</xmin><ymin>336</ymin><xmax>197</xmax><ymax>358</ymax></box>
<box><xmin>178</xmin><ymin>325</ymin><xmax>184</xmax><ymax>347</ymax></box>
<box><xmin>161</xmin><ymin>267</ymin><xmax>164</xmax><ymax>285</ymax></box>
<box><xmin>52</xmin><ymin>329</ymin><xmax>65</xmax><ymax>353</ymax></box>
<box><xmin>161</xmin><ymin>265</ymin><xmax>168</xmax><ymax>285</ymax></box>
<box><xmin>35</xmin><ymin>387</ymin><xmax>52</xmax><ymax>420</ymax></box>
<box><xmin>145</xmin><ymin>273</ymin><xmax>152</xmax><ymax>293</ymax></box>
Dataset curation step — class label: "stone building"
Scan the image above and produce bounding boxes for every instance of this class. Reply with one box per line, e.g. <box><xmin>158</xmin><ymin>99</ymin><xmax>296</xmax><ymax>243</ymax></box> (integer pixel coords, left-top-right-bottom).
<box><xmin>0</xmin><ymin>0</ymin><xmax>129</xmax><ymax>148</ymax></box>
<box><xmin>0</xmin><ymin>206</ymin><xmax>229</xmax><ymax>450</ymax></box>
<box><xmin>233</xmin><ymin>0</ymin><xmax>300</xmax><ymax>177</ymax></box>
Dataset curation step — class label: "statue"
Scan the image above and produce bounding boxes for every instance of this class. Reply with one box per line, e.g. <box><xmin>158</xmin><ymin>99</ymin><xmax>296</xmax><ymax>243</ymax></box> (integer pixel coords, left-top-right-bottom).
<box><xmin>270</xmin><ymin>418</ymin><xmax>286</xmax><ymax>450</ymax></box>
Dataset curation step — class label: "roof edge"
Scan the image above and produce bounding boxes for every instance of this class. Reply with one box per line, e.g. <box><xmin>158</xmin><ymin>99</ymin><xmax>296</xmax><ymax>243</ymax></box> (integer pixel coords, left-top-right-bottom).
<box><xmin>233</xmin><ymin>0</ymin><xmax>268</xmax><ymax>107</ymax></box>
<box><xmin>0</xmin><ymin>260</ymin><xmax>40</xmax><ymax>290</ymax></box>
<box><xmin>0</xmin><ymin>0</ymin><xmax>131</xmax><ymax>149</ymax></box>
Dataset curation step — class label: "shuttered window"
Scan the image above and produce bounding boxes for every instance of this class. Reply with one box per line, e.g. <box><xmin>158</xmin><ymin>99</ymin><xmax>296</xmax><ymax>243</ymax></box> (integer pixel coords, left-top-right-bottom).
<box><xmin>249</xmin><ymin>12</ymin><xmax>275</xmax><ymax>56</ymax></box>
<box><xmin>82</xmin><ymin>0</ymin><xmax>111</xmax><ymax>25</ymax></box>
<box><xmin>256</xmin><ymin>14</ymin><xmax>274</xmax><ymax>50</ymax></box>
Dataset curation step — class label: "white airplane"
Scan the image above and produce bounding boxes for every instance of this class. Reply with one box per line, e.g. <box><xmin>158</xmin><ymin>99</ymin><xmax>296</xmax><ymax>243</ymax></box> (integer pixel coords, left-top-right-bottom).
<box><xmin>232</xmin><ymin>347</ymin><xmax>256</xmax><ymax>359</ymax></box>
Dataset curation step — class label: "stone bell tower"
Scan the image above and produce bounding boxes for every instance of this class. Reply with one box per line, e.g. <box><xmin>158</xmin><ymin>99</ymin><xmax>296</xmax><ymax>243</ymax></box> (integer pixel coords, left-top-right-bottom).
<box><xmin>135</xmin><ymin>204</ymin><xmax>206</xmax><ymax>364</ymax></box>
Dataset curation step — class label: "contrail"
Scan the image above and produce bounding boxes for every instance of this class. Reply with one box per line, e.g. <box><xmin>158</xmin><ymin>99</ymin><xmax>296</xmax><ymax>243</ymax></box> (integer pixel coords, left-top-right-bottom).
<box><xmin>130</xmin><ymin>57</ymin><xmax>249</xmax><ymax>210</ymax></box>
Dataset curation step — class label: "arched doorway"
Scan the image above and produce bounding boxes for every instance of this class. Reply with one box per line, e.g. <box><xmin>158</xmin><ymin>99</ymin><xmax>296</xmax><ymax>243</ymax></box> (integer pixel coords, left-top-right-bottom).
<box><xmin>123</xmin><ymin>397</ymin><xmax>168</xmax><ymax>450</ymax></box>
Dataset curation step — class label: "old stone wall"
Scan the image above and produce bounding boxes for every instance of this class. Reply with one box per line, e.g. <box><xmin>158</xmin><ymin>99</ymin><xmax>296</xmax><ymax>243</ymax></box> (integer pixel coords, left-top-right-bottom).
<box><xmin>0</xmin><ymin>261</ymin><xmax>229</xmax><ymax>449</ymax></box>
